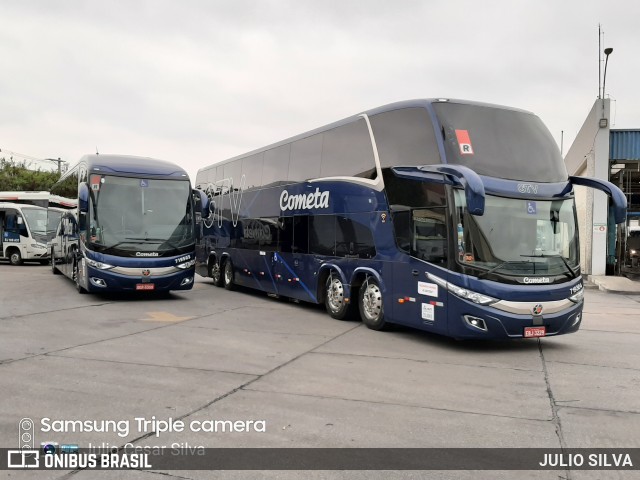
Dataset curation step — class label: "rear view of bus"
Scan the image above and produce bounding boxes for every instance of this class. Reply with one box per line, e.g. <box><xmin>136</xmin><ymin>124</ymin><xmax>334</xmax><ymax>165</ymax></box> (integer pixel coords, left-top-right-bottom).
<box><xmin>49</xmin><ymin>154</ymin><xmax>204</xmax><ymax>293</ymax></box>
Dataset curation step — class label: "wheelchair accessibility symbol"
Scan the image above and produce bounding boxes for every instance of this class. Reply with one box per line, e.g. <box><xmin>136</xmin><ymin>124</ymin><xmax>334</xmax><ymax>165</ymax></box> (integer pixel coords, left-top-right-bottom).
<box><xmin>527</xmin><ymin>201</ymin><xmax>537</xmax><ymax>215</ymax></box>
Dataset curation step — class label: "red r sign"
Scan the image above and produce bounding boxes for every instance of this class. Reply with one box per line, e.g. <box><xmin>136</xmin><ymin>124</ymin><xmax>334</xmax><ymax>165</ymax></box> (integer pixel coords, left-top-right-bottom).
<box><xmin>455</xmin><ymin>129</ymin><xmax>474</xmax><ymax>155</ymax></box>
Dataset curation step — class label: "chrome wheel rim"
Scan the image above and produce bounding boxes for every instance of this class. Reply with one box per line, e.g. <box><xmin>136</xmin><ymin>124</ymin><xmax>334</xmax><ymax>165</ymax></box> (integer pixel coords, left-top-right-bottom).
<box><xmin>212</xmin><ymin>263</ymin><xmax>221</xmax><ymax>283</ymax></box>
<box><xmin>362</xmin><ymin>282</ymin><xmax>383</xmax><ymax>322</ymax></box>
<box><xmin>10</xmin><ymin>253</ymin><xmax>19</xmax><ymax>264</ymax></box>
<box><xmin>326</xmin><ymin>277</ymin><xmax>344</xmax><ymax>313</ymax></box>
<box><xmin>224</xmin><ymin>262</ymin><xmax>232</xmax><ymax>285</ymax></box>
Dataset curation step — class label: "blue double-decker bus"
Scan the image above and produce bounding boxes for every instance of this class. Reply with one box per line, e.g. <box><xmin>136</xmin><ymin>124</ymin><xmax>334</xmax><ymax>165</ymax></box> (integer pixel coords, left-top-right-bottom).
<box><xmin>195</xmin><ymin>99</ymin><xmax>626</xmax><ymax>339</ymax></box>
<box><xmin>50</xmin><ymin>154</ymin><xmax>206</xmax><ymax>294</ymax></box>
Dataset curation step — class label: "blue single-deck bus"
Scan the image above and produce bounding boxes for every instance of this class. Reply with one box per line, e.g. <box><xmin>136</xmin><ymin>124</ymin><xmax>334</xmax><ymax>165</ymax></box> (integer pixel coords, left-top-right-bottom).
<box><xmin>195</xmin><ymin>99</ymin><xmax>626</xmax><ymax>339</ymax></box>
<box><xmin>50</xmin><ymin>154</ymin><xmax>207</xmax><ymax>294</ymax></box>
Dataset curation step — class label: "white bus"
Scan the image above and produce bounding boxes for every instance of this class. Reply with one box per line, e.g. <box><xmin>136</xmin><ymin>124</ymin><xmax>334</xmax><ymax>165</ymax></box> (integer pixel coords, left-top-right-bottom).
<box><xmin>0</xmin><ymin>202</ymin><xmax>52</xmax><ymax>265</ymax></box>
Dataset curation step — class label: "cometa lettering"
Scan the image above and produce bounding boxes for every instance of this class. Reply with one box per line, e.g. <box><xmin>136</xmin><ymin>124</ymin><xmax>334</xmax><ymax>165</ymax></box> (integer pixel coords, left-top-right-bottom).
<box><xmin>523</xmin><ymin>277</ymin><xmax>550</xmax><ymax>284</ymax></box>
<box><xmin>280</xmin><ymin>188</ymin><xmax>330</xmax><ymax>212</ymax></box>
<box><xmin>136</xmin><ymin>252</ymin><xmax>159</xmax><ymax>257</ymax></box>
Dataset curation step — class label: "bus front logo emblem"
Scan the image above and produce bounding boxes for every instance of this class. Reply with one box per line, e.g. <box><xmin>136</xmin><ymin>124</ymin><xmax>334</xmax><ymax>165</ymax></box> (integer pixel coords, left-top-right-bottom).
<box><xmin>142</xmin><ymin>269</ymin><xmax>151</xmax><ymax>277</ymax></box>
<box><xmin>532</xmin><ymin>304</ymin><xmax>543</xmax><ymax>316</ymax></box>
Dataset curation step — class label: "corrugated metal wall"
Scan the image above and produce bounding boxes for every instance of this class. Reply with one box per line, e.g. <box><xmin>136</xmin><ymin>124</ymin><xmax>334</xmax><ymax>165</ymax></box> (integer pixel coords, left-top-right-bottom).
<box><xmin>610</xmin><ymin>130</ymin><xmax>640</xmax><ymax>160</ymax></box>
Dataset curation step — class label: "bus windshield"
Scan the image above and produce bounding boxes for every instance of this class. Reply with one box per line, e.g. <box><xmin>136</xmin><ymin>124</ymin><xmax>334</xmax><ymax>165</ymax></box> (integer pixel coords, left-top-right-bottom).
<box><xmin>454</xmin><ymin>191</ymin><xmax>579</xmax><ymax>280</ymax></box>
<box><xmin>20</xmin><ymin>207</ymin><xmax>49</xmax><ymax>238</ymax></box>
<box><xmin>433</xmin><ymin>102</ymin><xmax>567</xmax><ymax>182</ymax></box>
<box><xmin>88</xmin><ymin>176</ymin><xmax>194</xmax><ymax>256</ymax></box>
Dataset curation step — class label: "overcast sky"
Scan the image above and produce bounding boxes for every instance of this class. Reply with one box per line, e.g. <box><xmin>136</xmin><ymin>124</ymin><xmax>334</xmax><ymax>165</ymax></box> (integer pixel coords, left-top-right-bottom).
<box><xmin>1</xmin><ymin>0</ymin><xmax>639</xmax><ymax>181</ymax></box>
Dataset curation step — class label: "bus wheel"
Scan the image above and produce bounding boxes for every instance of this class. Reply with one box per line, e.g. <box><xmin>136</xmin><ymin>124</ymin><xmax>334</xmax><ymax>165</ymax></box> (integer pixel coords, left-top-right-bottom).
<box><xmin>210</xmin><ymin>259</ymin><xmax>223</xmax><ymax>287</ymax></box>
<box><xmin>8</xmin><ymin>249</ymin><xmax>22</xmax><ymax>266</ymax></box>
<box><xmin>325</xmin><ymin>273</ymin><xmax>354</xmax><ymax>320</ymax></box>
<box><xmin>51</xmin><ymin>250</ymin><xmax>61</xmax><ymax>275</ymax></box>
<box><xmin>359</xmin><ymin>277</ymin><xmax>387</xmax><ymax>330</ymax></box>
<box><xmin>223</xmin><ymin>258</ymin><xmax>235</xmax><ymax>291</ymax></box>
<box><xmin>74</xmin><ymin>263</ymin><xmax>86</xmax><ymax>294</ymax></box>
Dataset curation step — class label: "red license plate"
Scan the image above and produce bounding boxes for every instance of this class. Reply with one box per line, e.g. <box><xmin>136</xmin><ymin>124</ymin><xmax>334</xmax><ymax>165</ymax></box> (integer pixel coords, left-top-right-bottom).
<box><xmin>136</xmin><ymin>283</ymin><xmax>155</xmax><ymax>291</ymax></box>
<box><xmin>524</xmin><ymin>326</ymin><xmax>546</xmax><ymax>338</ymax></box>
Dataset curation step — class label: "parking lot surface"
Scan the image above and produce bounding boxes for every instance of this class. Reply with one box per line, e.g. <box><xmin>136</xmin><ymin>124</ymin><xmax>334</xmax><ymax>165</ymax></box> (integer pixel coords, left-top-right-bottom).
<box><xmin>0</xmin><ymin>262</ymin><xmax>638</xmax><ymax>479</ymax></box>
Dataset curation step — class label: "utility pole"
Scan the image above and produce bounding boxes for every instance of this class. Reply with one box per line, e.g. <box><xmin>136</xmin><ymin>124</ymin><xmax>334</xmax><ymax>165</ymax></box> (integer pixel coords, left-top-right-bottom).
<box><xmin>45</xmin><ymin>158</ymin><xmax>64</xmax><ymax>175</ymax></box>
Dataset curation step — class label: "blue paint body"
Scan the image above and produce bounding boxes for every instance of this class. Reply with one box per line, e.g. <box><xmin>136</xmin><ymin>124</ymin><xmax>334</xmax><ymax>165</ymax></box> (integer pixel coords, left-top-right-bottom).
<box><xmin>195</xmin><ymin>99</ymin><xmax>626</xmax><ymax>339</ymax></box>
<box><xmin>49</xmin><ymin>154</ymin><xmax>197</xmax><ymax>293</ymax></box>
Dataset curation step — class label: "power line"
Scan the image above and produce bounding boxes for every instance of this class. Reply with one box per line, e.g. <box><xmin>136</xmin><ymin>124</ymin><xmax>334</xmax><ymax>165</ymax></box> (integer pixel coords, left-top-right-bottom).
<box><xmin>0</xmin><ymin>147</ymin><xmax>67</xmax><ymax>174</ymax></box>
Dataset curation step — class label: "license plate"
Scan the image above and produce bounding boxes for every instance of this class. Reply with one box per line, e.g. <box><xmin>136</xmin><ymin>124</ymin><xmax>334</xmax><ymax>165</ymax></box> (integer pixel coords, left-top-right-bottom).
<box><xmin>524</xmin><ymin>326</ymin><xmax>546</xmax><ymax>338</ymax></box>
<box><xmin>136</xmin><ymin>283</ymin><xmax>155</xmax><ymax>291</ymax></box>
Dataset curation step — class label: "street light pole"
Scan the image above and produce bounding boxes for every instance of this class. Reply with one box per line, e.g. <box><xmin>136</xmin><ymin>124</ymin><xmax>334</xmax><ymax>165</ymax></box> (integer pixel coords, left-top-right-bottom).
<box><xmin>602</xmin><ymin>47</ymin><xmax>613</xmax><ymax>100</ymax></box>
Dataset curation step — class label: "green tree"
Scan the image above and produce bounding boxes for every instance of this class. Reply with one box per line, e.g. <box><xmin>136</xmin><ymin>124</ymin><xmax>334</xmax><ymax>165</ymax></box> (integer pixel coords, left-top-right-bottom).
<box><xmin>0</xmin><ymin>158</ymin><xmax>60</xmax><ymax>191</ymax></box>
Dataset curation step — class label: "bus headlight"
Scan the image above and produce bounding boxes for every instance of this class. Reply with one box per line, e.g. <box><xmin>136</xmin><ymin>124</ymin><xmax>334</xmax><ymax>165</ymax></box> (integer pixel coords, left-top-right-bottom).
<box><xmin>448</xmin><ymin>284</ymin><xmax>498</xmax><ymax>305</ymax></box>
<box><xmin>86</xmin><ymin>258</ymin><xmax>115</xmax><ymax>270</ymax></box>
<box><xmin>176</xmin><ymin>259</ymin><xmax>196</xmax><ymax>269</ymax></box>
<box><xmin>426</xmin><ymin>273</ymin><xmax>497</xmax><ymax>306</ymax></box>
<box><xmin>569</xmin><ymin>289</ymin><xmax>584</xmax><ymax>303</ymax></box>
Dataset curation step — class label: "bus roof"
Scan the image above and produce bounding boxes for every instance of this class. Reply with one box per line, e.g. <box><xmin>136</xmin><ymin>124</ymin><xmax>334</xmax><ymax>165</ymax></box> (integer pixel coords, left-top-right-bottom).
<box><xmin>66</xmin><ymin>154</ymin><xmax>189</xmax><ymax>178</ymax></box>
<box><xmin>0</xmin><ymin>191</ymin><xmax>50</xmax><ymax>201</ymax></box>
<box><xmin>198</xmin><ymin>98</ymin><xmax>536</xmax><ymax>173</ymax></box>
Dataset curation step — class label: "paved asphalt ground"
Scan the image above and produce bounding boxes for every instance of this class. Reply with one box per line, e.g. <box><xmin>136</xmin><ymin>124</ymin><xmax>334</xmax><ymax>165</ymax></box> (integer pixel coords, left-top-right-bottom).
<box><xmin>0</xmin><ymin>262</ymin><xmax>638</xmax><ymax>480</ymax></box>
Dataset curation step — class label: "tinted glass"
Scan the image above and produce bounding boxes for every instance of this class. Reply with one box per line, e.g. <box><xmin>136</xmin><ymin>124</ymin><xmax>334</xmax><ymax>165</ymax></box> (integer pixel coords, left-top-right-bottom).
<box><xmin>412</xmin><ymin>208</ymin><xmax>447</xmax><ymax>265</ymax></box>
<box><xmin>336</xmin><ymin>216</ymin><xmax>376</xmax><ymax>258</ymax></box>
<box><xmin>263</xmin><ymin>144</ymin><xmax>291</xmax><ymax>187</ymax></box>
<box><xmin>242</xmin><ymin>153</ymin><xmax>263</xmax><ymax>190</ymax></box>
<box><xmin>321</xmin><ymin>118</ymin><xmax>376</xmax><ymax>179</ymax></box>
<box><xmin>309</xmin><ymin>215</ymin><xmax>336</xmax><ymax>255</ymax></box>
<box><xmin>239</xmin><ymin>218</ymin><xmax>270</xmax><ymax>250</ymax></box>
<box><xmin>279</xmin><ymin>216</ymin><xmax>293</xmax><ymax>252</ymax></box>
<box><xmin>293</xmin><ymin>215</ymin><xmax>309</xmax><ymax>254</ymax></box>
<box><xmin>433</xmin><ymin>102</ymin><xmax>566</xmax><ymax>182</ymax></box>
<box><xmin>370</xmin><ymin>107</ymin><xmax>441</xmax><ymax>168</ymax></box>
<box><xmin>289</xmin><ymin>134</ymin><xmax>323</xmax><ymax>182</ymax></box>
<box><xmin>260</xmin><ymin>217</ymin><xmax>279</xmax><ymax>251</ymax></box>
<box><xmin>384</xmin><ymin>174</ymin><xmax>447</xmax><ymax>208</ymax></box>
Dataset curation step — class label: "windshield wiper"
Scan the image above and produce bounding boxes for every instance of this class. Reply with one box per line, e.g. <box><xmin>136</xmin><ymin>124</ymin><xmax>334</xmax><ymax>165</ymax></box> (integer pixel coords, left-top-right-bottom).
<box><xmin>125</xmin><ymin>237</ymin><xmax>182</xmax><ymax>251</ymax></box>
<box><xmin>520</xmin><ymin>253</ymin><xmax>578</xmax><ymax>279</ymax></box>
<box><xmin>476</xmin><ymin>260</ymin><xmax>532</xmax><ymax>279</ymax></box>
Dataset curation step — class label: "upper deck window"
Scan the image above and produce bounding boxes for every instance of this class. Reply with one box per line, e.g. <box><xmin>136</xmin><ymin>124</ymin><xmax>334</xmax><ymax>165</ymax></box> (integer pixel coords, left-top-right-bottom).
<box><xmin>369</xmin><ymin>107</ymin><xmax>441</xmax><ymax>168</ymax></box>
<box><xmin>433</xmin><ymin>102</ymin><xmax>567</xmax><ymax>182</ymax></box>
<box><xmin>321</xmin><ymin>118</ymin><xmax>376</xmax><ymax>179</ymax></box>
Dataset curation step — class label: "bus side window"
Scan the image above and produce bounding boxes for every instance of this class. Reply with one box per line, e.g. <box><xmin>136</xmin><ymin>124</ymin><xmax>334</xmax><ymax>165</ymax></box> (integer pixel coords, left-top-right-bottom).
<box><xmin>412</xmin><ymin>209</ymin><xmax>448</xmax><ymax>265</ymax></box>
<box><xmin>392</xmin><ymin>210</ymin><xmax>411</xmax><ymax>252</ymax></box>
<box><xmin>292</xmin><ymin>216</ymin><xmax>309</xmax><ymax>254</ymax></box>
<box><xmin>336</xmin><ymin>216</ymin><xmax>376</xmax><ymax>258</ymax></box>
<box><xmin>309</xmin><ymin>215</ymin><xmax>336</xmax><ymax>256</ymax></box>
<box><xmin>279</xmin><ymin>217</ymin><xmax>294</xmax><ymax>253</ymax></box>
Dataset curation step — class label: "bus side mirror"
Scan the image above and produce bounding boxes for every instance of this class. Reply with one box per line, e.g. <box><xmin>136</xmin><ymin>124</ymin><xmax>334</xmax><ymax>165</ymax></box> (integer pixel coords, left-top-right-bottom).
<box><xmin>569</xmin><ymin>176</ymin><xmax>627</xmax><ymax>224</ymax></box>
<box><xmin>78</xmin><ymin>183</ymin><xmax>90</xmax><ymax>213</ymax></box>
<box><xmin>193</xmin><ymin>189</ymin><xmax>210</xmax><ymax>218</ymax></box>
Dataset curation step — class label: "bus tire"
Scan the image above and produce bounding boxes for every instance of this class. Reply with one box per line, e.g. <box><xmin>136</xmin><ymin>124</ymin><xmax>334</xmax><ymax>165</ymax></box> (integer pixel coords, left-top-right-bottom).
<box><xmin>324</xmin><ymin>272</ymin><xmax>354</xmax><ymax>320</ymax></box>
<box><xmin>210</xmin><ymin>258</ymin><xmax>223</xmax><ymax>287</ymax></box>
<box><xmin>223</xmin><ymin>258</ymin><xmax>235</xmax><ymax>291</ymax></box>
<box><xmin>74</xmin><ymin>262</ymin><xmax>87</xmax><ymax>294</ymax></box>
<box><xmin>359</xmin><ymin>276</ymin><xmax>387</xmax><ymax>330</ymax></box>
<box><xmin>51</xmin><ymin>250</ymin><xmax>61</xmax><ymax>274</ymax></box>
<box><xmin>8</xmin><ymin>248</ymin><xmax>22</xmax><ymax>266</ymax></box>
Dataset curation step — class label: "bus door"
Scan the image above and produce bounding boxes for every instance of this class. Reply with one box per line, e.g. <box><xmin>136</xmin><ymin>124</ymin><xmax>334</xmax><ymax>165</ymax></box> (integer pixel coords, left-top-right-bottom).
<box><xmin>1</xmin><ymin>208</ymin><xmax>26</xmax><ymax>252</ymax></box>
<box><xmin>391</xmin><ymin>207</ymin><xmax>449</xmax><ymax>334</ymax></box>
<box><xmin>273</xmin><ymin>215</ymin><xmax>313</xmax><ymax>301</ymax></box>
<box><xmin>57</xmin><ymin>213</ymin><xmax>78</xmax><ymax>276</ymax></box>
